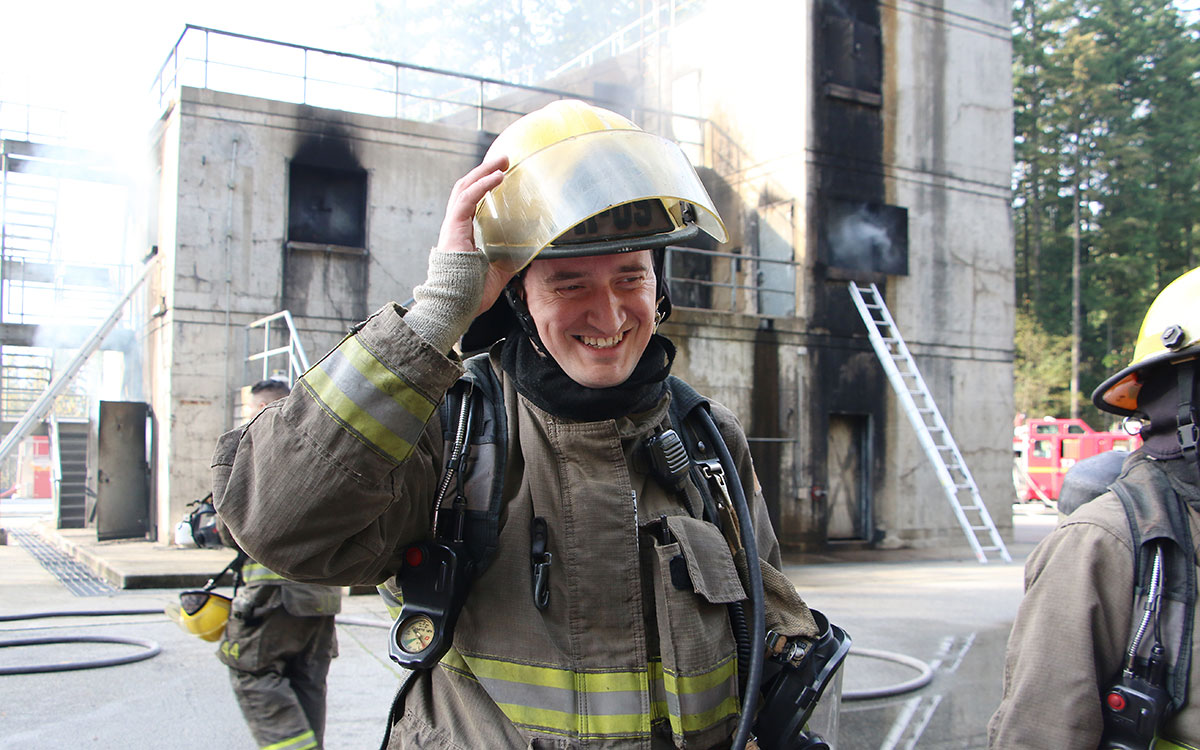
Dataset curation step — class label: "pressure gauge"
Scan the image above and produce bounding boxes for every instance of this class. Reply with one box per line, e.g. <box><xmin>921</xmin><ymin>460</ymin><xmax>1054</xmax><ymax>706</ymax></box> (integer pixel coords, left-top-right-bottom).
<box><xmin>398</xmin><ymin>614</ymin><xmax>436</xmax><ymax>654</ymax></box>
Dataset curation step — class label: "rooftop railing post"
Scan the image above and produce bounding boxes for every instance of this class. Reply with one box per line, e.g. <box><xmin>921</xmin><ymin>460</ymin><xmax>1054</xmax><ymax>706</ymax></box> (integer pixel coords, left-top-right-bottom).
<box><xmin>203</xmin><ymin>29</ymin><xmax>210</xmax><ymax>90</ymax></box>
<box><xmin>477</xmin><ymin>80</ymin><xmax>485</xmax><ymax>131</ymax></box>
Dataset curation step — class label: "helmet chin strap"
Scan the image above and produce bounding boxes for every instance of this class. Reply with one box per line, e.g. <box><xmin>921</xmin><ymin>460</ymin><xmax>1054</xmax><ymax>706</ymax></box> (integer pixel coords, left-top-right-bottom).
<box><xmin>503</xmin><ymin>278</ymin><xmax>552</xmax><ymax>358</ymax></box>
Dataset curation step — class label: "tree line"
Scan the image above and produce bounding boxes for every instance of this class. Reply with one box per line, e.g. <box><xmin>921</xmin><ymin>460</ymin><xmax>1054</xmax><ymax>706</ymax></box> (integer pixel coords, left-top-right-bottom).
<box><xmin>1013</xmin><ymin>0</ymin><xmax>1200</xmax><ymax>427</ymax></box>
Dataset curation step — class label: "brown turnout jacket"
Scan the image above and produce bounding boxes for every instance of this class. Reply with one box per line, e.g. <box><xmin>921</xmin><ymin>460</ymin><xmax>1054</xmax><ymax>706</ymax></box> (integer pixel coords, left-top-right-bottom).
<box><xmin>988</xmin><ymin>454</ymin><xmax>1200</xmax><ymax>749</ymax></box>
<box><xmin>212</xmin><ymin>304</ymin><xmax>813</xmax><ymax>749</ymax></box>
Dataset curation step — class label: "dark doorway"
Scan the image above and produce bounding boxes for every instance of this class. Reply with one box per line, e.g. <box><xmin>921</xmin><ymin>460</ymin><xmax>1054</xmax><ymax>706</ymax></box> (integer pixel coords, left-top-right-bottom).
<box><xmin>826</xmin><ymin>413</ymin><xmax>872</xmax><ymax>541</ymax></box>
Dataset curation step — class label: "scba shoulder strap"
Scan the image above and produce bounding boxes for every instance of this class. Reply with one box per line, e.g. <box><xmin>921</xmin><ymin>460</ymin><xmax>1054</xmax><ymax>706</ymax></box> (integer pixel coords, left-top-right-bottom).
<box><xmin>1109</xmin><ymin>454</ymin><xmax>1198</xmax><ymax>714</ymax></box>
<box><xmin>436</xmin><ymin>352</ymin><xmax>508</xmax><ymax>572</ymax></box>
<box><xmin>435</xmin><ymin>354</ymin><xmax>732</xmax><ymax>574</ymax></box>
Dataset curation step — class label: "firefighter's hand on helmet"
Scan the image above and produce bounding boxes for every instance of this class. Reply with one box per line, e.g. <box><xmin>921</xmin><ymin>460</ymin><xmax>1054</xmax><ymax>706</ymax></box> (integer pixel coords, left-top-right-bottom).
<box><xmin>407</xmin><ymin>155</ymin><xmax>510</xmax><ymax>354</ymax></box>
<box><xmin>437</xmin><ymin>154</ymin><xmax>507</xmax><ymax>253</ymax></box>
<box><xmin>437</xmin><ymin>154</ymin><xmax>513</xmax><ymax>316</ymax></box>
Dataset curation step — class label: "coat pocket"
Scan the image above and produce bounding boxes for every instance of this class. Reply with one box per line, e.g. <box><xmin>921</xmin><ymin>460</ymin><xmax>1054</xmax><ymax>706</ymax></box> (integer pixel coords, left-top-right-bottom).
<box><xmin>651</xmin><ymin>515</ymin><xmax>743</xmax><ymax>747</ymax></box>
<box><xmin>216</xmin><ymin>586</ymin><xmax>281</xmax><ymax>671</ymax></box>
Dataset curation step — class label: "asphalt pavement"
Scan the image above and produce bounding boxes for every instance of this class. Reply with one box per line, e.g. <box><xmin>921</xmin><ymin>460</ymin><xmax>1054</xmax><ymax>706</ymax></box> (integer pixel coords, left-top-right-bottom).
<box><xmin>0</xmin><ymin>498</ymin><xmax>1058</xmax><ymax>749</ymax></box>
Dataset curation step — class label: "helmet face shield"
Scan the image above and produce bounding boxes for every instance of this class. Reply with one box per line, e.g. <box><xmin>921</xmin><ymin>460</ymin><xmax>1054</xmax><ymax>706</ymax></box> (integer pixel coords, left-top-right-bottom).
<box><xmin>476</xmin><ymin>129</ymin><xmax>727</xmax><ymax>273</ymax></box>
<box><xmin>166</xmin><ymin>590</ymin><xmax>232</xmax><ymax>642</ymax></box>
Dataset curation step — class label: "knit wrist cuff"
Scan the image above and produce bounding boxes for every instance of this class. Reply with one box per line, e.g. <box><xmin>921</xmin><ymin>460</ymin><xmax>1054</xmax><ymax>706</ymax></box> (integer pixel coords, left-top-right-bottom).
<box><xmin>405</xmin><ymin>248</ymin><xmax>488</xmax><ymax>353</ymax></box>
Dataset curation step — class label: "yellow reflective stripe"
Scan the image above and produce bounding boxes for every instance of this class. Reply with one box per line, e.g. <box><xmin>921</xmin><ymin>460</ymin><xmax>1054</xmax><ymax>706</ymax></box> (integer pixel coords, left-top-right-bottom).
<box><xmin>302</xmin><ymin>367</ymin><xmax>416</xmax><ymax>464</ymax></box>
<box><xmin>497</xmin><ymin>704</ymin><xmax>649</xmax><ymax>739</ymax></box>
<box><xmin>456</xmin><ymin>652</ymin><xmax>646</xmax><ymax>692</ymax></box>
<box><xmin>300</xmin><ymin>336</ymin><xmax>435</xmax><ymax>464</ymax></box>
<box><xmin>648</xmin><ymin>659</ymin><xmax>669</xmax><ymax>722</ymax></box>
<box><xmin>241</xmin><ymin>563</ymin><xmax>286</xmax><ymax>584</ymax></box>
<box><xmin>1157</xmin><ymin>738</ymin><xmax>1200</xmax><ymax>750</ymax></box>
<box><xmin>260</xmin><ymin>729</ymin><xmax>316</xmax><ymax>750</ymax></box>
<box><xmin>377</xmin><ymin>583</ymin><xmax>403</xmax><ymax>619</ymax></box>
<box><xmin>656</xmin><ymin>654</ymin><xmax>740</xmax><ymax>735</ymax></box>
<box><xmin>441</xmin><ymin>649</ymin><xmax>737</xmax><ymax>739</ymax></box>
<box><xmin>337</xmin><ymin>336</ymin><xmax>436</xmax><ymax>420</ymax></box>
<box><xmin>443</xmin><ymin>649</ymin><xmax>650</xmax><ymax>737</ymax></box>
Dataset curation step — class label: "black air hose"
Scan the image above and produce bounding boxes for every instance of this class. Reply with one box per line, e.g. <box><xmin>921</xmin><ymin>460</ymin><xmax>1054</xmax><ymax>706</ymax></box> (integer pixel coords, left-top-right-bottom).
<box><xmin>695</xmin><ymin>407</ymin><xmax>765</xmax><ymax>750</ymax></box>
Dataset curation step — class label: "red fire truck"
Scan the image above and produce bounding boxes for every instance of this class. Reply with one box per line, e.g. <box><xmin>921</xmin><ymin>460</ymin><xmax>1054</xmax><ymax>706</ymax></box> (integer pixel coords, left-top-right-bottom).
<box><xmin>1013</xmin><ymin>417</ymin><xmax>1141</xmax><ymax>502</ymax></box>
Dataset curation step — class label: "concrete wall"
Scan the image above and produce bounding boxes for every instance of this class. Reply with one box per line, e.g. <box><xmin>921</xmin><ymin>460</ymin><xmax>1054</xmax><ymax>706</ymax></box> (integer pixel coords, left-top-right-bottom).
<box><xmin>874</xmin><ymin>0</ymin><xmax>1015</xmax><ymax>548</ymax></box>
<box><xmin>146</xmin><ymin>0</ymin><xmax>1013</xmax><ymax>555</ymax></box>
<box><xmin>148</xmin><ymin>87</ymin><xmax>489</xmax><ymax>541</ymax></box>
<box><xmin>643</xmin><ymin>0</ymin><xmax>1014</xmax><ymax>552</ymax></box>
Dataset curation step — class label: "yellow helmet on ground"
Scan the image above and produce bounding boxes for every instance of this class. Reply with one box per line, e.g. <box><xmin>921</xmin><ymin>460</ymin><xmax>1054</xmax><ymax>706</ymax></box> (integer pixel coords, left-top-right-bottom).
<box><xmin>1093</xmin><ymin>266</ymin><xmax>1200</xmax><ymax>416</ymax></box>
<box><xmin>165</xmin><ymin>590</ymin><xmax>232</xmax><ymax>642</ymax></box>
<box><xmin>475</xmin><ymin>99</ymin><xmax>727</xmax><ymax>273</ymax></box>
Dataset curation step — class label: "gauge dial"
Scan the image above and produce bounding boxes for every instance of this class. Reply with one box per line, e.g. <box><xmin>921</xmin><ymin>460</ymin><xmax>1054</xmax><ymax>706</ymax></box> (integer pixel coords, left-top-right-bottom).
<box><xmin>398</xmin><ymin>614</ymin><xmax>436</xmax><ymax>654</ymax></box>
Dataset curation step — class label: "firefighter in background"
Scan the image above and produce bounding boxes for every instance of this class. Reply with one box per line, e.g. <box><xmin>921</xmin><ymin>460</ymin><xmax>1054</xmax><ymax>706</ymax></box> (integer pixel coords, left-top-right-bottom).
<box><xmin>216</xmin><ymin>379</ymin><xmax>341</xmax><ymax>750</ymax></box>
<box><xmin>212</xmin><ymin>100</ymin><xmax>825</xmax><ymax>749</ymax></box>
<box><xmin>988</xmin><ymin>266</ymin><xmax>1200</xmax><ymax>749</ymax></box>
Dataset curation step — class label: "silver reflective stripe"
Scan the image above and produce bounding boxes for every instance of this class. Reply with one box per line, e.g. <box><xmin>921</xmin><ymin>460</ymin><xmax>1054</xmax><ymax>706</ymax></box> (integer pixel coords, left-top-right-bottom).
<box><xmin>321</xmin><ymin>347</ymin><xmax>429</xmax><ymax>443</ymax></box>
<box><xmin>301</xmin><ymin>336</ymin><xmax>435</xmax><ymax>464</ymax></box>
<box><xmin>651</xmin><ymin>656</ymin><xmax>740</xmax><ymax>734</ymax></box>
<box><xmin>442</xmin><ymin>649</ymin><xmax>653</xmax><ymax>737</ymax></box>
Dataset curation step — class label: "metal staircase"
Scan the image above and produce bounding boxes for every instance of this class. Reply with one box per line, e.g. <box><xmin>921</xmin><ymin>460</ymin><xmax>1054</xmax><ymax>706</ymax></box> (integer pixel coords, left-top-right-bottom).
<box><xmin>51</xmin><ymin>418</ymin><xmax>89</xmax><ymax>528</ymax></box>
<box><xmin>848</xmin><ymin>281</ymin><xmax>1011</xmax><ymax>564</ymax></box>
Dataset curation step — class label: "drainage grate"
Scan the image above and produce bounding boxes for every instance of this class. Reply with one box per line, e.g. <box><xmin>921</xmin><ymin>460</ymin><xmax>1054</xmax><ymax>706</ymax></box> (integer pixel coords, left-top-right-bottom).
<box><xmin>10</xmin><ymin>528</ymin><xmax>117</xmax><ymax>596</ymax></box>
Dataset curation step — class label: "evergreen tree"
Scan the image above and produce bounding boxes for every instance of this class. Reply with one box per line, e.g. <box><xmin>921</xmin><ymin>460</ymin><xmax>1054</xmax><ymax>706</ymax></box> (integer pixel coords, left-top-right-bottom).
<box><xmin>1012</xmin><ymin>0</ymin><xmax>1200</xmax><ymax>424</ymax></box>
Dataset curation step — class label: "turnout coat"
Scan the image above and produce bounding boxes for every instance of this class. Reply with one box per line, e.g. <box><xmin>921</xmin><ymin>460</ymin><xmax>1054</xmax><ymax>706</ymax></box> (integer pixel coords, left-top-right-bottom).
<box><xmin>988</xmin><ymin>453</ymin><xmax>1200</xmax><ymax>750</ymax></box>
<box><xmin>213</xmin><ymin>304</ymin><xmax>813</xmax><ymax>749</ymax></box>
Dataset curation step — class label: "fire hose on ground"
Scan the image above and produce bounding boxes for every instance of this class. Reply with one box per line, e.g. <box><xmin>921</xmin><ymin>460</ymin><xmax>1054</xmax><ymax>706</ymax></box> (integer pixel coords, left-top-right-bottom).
<box><xmin>0</xmin><ymin>608</ymin><xmax>934</xmax><ymax>701</ymax></box>
<box><xmin>0</xmin><ymin>609</ymin><xmax>394</xmax><ymax>676</ymax></box>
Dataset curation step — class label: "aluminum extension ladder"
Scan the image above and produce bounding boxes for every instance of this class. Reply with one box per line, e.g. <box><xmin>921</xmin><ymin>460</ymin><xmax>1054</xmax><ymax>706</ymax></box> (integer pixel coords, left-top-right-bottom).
<box><xmin>848</xmin><ymin>282</ymin><xmax>1011</xmax><ymax>564</ymax></box>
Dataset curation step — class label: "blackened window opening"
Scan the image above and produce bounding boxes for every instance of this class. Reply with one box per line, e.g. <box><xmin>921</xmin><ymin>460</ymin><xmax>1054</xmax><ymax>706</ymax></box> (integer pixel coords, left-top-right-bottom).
<box><xmin>288</xmin><ymin>163</ymin><xmax>367</xmax><ymax>248</ymax></box>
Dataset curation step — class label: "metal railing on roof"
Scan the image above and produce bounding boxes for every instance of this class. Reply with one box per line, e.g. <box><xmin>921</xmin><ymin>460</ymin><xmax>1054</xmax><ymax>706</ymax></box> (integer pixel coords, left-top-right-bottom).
<box><xmin>149</xmin><ymin>26</ymin><xmax>796</xmax><ymax>316</ymax></box>
<box><xmin>154</xmin><ymin>26</ymin><xmax>631</xmax><ymax>130</ymax></box>
<box><xmin>548</xmin><ymin>0</ymin><xmax>703</xmax><ymax>79</ymax></box>
<box><xmin>665</xmin><ymin>245</ymin><xmax>797</xmax><ymax>317</ymax></box>
<box><xmin>148</xmin><ymin>25</ymin><xmax>727</xmax><ymax>160</ymax></box>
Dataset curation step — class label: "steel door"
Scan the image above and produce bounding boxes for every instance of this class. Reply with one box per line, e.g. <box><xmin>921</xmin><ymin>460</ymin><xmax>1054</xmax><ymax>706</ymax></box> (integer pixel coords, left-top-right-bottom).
<box><xmin>96</xmin><ymin>401</ymin><xmax>151</xmax><ymax>541</ymax></box>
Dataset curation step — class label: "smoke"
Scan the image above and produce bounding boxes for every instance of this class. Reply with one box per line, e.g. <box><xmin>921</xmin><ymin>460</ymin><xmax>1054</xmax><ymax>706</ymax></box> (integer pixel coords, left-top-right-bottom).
<box><xmin>828</xmin><ymin>203</ymin><xmax>898</xmax><ymax>272</ymax></box>
<box><xmin>6</xmin><ymin>104</ymin><xmax>152</xmax><ymax>412</ymax></box>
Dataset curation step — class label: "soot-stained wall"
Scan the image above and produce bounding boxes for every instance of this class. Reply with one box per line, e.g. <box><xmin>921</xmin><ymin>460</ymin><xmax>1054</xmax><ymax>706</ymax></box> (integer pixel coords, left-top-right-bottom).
<box><xmin>148</xmin><ymin>87</ymin><xmax>490</xmax><ymax>541</ymax></box>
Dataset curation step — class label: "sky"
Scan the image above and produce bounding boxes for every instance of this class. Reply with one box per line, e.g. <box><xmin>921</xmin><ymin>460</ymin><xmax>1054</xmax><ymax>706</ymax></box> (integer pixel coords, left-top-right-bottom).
<box><xmin>1</xmin><ymin>0</ymin><xmax>382</xmax><ymax>147</ymax></box>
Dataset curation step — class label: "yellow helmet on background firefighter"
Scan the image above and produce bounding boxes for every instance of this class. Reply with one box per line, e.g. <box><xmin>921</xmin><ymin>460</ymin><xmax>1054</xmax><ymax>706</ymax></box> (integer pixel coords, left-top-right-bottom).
<box><xmin>474</xmin><ymin>98</ymin><xmax>727</xmax><ymax>273</ymax></box>
<box><xmin>1093</xmin><ymin>266</ymin><xmax>1200</xmax><ymax>416</ymax></box>
<box><xmin>165</xmin><ymin>589</ymin><xmax>232</xmax><ymax>642</ymax></box>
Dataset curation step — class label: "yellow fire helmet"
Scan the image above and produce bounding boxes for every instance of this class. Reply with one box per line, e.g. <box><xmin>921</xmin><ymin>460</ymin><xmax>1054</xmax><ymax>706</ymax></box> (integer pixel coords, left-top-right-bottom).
<box><xmin>1093</xmin><ymin>266</ymin><xmax>1200</xmax><ymax>416</ymax></box>
<box><xmin>475</xmin><ymin>99</ymin><xmax>728</xmax><ymax>273</ymax></box>
<box><xmin>164</xmin><ymin>589</ymin><xmax>232</xmax><ymax>642</ymax></box>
